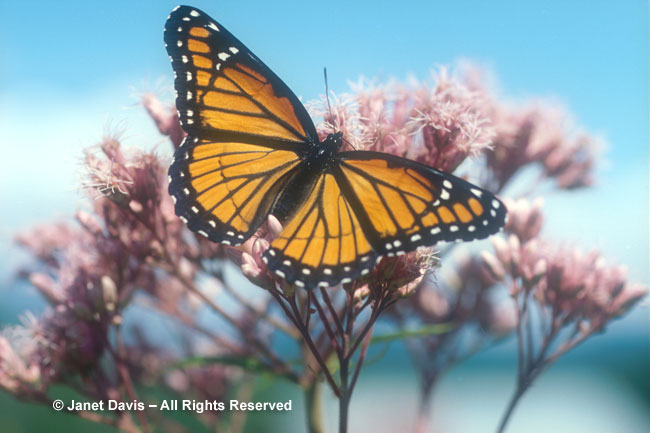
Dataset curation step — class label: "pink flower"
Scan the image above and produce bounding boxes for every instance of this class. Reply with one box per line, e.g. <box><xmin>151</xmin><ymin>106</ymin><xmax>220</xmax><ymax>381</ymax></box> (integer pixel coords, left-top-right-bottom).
<box><xmin>487</xmin><ymin>101</ymin><xmax>599</xmax><ymax>191</ymax></box>
<box><xmin>230</xmin><ymin>215</ymin><xmax>283</xmax><ymax>291</ymax></box>
<box><xmin>490</xmin><ymin>209</ymin><xmax>646</xmax><ymax>433</ymax></box>
<box><xmin>307</xmin><ymin>67</ymin><xmax>495</xmax><ymax>173</ymax></box>
<box><xmin>407</xmin><ymin>68</ymin><xmax>495</xmax><ymax>172</ymax></box>
<box><xmin>489</xmin><ymin>229</ymin><xmax>647</xmax><ymax>330</ymax></box>
<box><xmin>490</xmin><ymin>235</ymin><xmax>547</xmax><ymax>289</ymax></box>
<box><xmin>366</xmin><ymin>248</ymin><xmax>436</xmax><ymax>297</ymax></box>
<box><xmin>142</xmin><ymin>93</ymin><xmax>186</xmax><ymax>148</ymax></box>
<box><xmin>537</xmin><ymin>246</ymin><xmax>647</xmax><ymax>329</ymax></box>
<box><xmin>14</xmin><ymin>222</ymin><xmax>78</xmax><ymax>268</ymax></box>
<box><xmin>503</xmin><ymin>197</ymin><xmax>545</xmax><ymax>243</ymax></box>
<box><xmin>349</xmin><ymin>79</ymin><xmax>413</xmax><ymax>155</ymax></box>
<box><xmin>0</xmin><ymin>318</ymin><xmax>42</xmax><ymax>395</ymax></box>
<box><xmin>308</xmin><ymin>92</ymin><xmax>365</xmax><ymax>151</ymax></box>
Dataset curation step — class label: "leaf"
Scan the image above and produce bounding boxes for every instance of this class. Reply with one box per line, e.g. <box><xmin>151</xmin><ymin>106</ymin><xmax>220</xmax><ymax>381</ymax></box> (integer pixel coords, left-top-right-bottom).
<box><xmin>171</xmin><ymin>355</ymin><xmax>276</xmax><ymax>375</ymax></box>
<box><xmin>370</xmin><ymin>323</ymin><xmax>453</xmax><ymax>344</ymax></box>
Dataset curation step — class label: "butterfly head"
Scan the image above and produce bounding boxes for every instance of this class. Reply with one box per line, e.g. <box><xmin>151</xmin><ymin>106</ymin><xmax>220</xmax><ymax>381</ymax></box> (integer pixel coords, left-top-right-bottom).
<box><xmin>306</xmin><ymin>132</ymin><xmax>343</xmax><ymax>169</ymax></box>
<box><xmin>326</xmin><ymin>131</ymin><xmax>344</xmax><ymax>150</ymax></box>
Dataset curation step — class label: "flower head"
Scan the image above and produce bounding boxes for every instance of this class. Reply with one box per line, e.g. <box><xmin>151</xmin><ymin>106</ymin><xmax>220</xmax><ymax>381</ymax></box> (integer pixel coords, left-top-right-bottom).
<box><xmin>503</xmin><ymin>197</ymin><xmax>545</xmax><ymax>243</ymax></box>
<box><xmin>0</xmin><ymin>316</ymin><xmax>42</xmax><ymax>395</ymax></box>
<box><xmin>142</xmin><ymin>93</ymin><xmax>186</xmax><ymax>148</ymax></box>
<box><xmin>537</xmin><ymin>246</ymin><xmax>647</xmax><ymax>329</ymax></box>
<box><xmin>406</xmin><ymin>68</ymin><xmax>495</xmax><ymax>172</ymax></box>
<box><xmin>365</xmin><ymin>248</ymin><xmax>436</xmax><ymax>298</ymax></box>
<box><xmin>307</xmin><ymin>67</ymin><xmax>495</xmax><ymax>174</ymax></box>
<box><xmin>231</xmin><ymin>215</ymin><xmax>283</xmax><ymax>291</ymax></box>
<box><xmin>487</xmin><ymin>101</ymin><xmax>600</xmax><ymax>191</ymax></box>
<box><xmin>489</xmin><ymin>230</ymin><xmax>647</xmax><ymax>332</ymax></box>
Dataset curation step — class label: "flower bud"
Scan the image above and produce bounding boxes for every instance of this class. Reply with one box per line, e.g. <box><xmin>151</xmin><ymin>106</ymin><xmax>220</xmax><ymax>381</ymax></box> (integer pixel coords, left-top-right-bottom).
<box><xmin>480</xmin><ymin>251</ymin><xmax>505</xmax><ymax>281</ymax></box>
<box><xmin>29</xmin><ymin>273</ymin><xmax>65</xmax><ymax>305</ymax></box>
<box><xmin>75</xmin><ymin>210</ymin><xmax>103</xmax><ymax>235</ymax></box>
<box><xmin>101</xmin><ymin>275</ymin><xmax>118</xmax><ymax>312</ymax></box>
<box><xmin>129</xmin><ymin>200</ymin><xmax>143</xmax><ymax>213</ymax></box>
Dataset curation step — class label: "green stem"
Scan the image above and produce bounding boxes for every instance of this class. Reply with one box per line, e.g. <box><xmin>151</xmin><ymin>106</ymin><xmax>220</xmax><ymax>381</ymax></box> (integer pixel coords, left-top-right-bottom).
<box><xmin>305</xmin><ymin>381</ymin><xmax>326</xmax><ymax>433</ymax></box>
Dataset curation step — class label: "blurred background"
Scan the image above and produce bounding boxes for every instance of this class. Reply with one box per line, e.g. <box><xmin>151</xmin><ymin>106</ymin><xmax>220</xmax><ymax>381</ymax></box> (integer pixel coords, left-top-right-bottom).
<box><xmin>0</xmin><ymin>1</ymin><xmax>647</xmax><ymax>432</ymax></box>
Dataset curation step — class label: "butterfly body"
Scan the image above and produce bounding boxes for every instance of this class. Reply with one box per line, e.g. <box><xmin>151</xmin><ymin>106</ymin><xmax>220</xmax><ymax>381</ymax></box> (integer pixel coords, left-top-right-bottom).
<box><xmin>165</xmin><ymin>5</ymin><xmax>506</xmax><ymax>289</ymax></box>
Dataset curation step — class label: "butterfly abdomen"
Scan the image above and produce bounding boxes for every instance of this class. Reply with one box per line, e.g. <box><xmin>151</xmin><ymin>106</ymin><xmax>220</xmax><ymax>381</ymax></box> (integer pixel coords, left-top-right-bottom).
<box><xmin>271</xmin><ymin>133</ymin><xmax>342</xmax><ymax>223</ymax></box>
<box><xmin>271</xmin><ymin>163</ymin><xmax>323</xmax><ymax>224</ymax></box>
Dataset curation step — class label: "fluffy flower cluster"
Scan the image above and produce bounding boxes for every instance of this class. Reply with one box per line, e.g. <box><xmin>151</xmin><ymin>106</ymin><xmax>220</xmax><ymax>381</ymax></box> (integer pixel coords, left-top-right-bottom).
<box><xmin>0</xmin><ymin>316</ymin><xmax>41</xmax><ymax>395</ymax></box>
<box><xmin>6</xmin><ymin>139</ymin><xmax>244</xmax><ymax>432</ymax></box>
<box><xmin>309</xmin><ymin>69</ymin><xmax>494</xmax><ymax>173</ymax></box>
<box><xmin>486</xmin><ymin>198</ymin><xmax>647</xmax><ymax>331</ymax></box>
<box><xmin>486</xmin><ymin>101</ymin><xmax>599</xmax><ymax>191</ymax></box>
<box><xmin>481</xmin><ymin>197</ymin><xmax>646</xmax><ymax>433</ymax></box>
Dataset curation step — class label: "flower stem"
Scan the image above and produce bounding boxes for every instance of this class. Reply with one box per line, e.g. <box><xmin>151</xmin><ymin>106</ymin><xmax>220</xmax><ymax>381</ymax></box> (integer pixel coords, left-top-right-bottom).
<box><xmin>413</xmin><ymin>374</ymin><xmax>436</xmax><ymax>433</ymax></box>
<box><xmin>305</xmin><ymin>381</ymin><xmax>326</xmax><ymax>433</ymax></box>
<box><xmin>337</xmin><ymin>291</ymin><xmax>355</xmax><ymax>433</ymax></box>
<box><xmin>495</xmin><ymin>383</ymin><xmax>526</xmax><ymax>433</ymax></box>
<box><xmin>338</xmin><ymin>358</ymin><xmax>350</xmax><ymax>433</ymax></box>
<box><xmin>282</xmin><ymin>294</ymin><xmax>341</xmax><ymax>397</ymax></box>
<box><xmin>114</xmin><ymin>328</ymin><xmax>151</xmax><ymax>433</ymax></box>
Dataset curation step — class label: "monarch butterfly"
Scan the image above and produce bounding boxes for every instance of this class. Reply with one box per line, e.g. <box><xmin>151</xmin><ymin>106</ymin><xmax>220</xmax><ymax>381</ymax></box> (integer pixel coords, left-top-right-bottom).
<box><xmin>164</xmin><ymin>5</ymin><xmax>506</xmax><ymax>289</ymax></box>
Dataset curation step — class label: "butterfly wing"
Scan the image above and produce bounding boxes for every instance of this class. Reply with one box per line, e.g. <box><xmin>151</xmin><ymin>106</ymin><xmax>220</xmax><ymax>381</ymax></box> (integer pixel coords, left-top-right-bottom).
<box><xmin>334</xmin><ymin>151</ymin><xmax>506</xmax><ymax>255</ymax></box>
<box><xmin>263</xmin><ymin>150</ymin><xmax>506</xmax><ymax>289</ymax></box>
<box><xmin>164</xmin><ymin>6</ymin><xmax>318</xmax><ymax>244</ymax></box>
<box><xmin>263</xmin><ymin>172</ymin><xmax>378</xmax><ymax>288</ymax></box>
<box><xmin>169</xmin><ymin>138</ymin><xmax>303</xmax><ymax>244</ymax></box>
<box><xmin>164</xmin><ymin>5</ymin><xmax>317</xmax><ymax>143</ymax></box>
<box><xmin>163</xmin><ymin>6</ymin><xmax>506</xmax><ymax>286</ymax></box>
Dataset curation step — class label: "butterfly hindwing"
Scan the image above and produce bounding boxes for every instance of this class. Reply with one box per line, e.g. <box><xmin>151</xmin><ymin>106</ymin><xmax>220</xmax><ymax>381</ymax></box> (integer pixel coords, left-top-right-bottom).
<box><xmin>263</xmin><ymin>151</ymin><xmax>506</xmax><ymax>288</ymax></box>
<box><xmin>263</xmin><ymin>172</ymin><xmax>378</xmax><ymax>288</ymax></box>
<box><xmin>169</xmin><ymin>136</ymin><xmax>302</xmax><ymax>245</ymax></box>
<box><xmin>334</xmin><ymin>151</ymin><xmax>507</xmax><ymax>255</ymax></box>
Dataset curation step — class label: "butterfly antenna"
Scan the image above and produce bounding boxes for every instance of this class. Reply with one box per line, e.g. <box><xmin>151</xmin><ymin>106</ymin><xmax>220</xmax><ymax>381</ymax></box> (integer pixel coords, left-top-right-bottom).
<box><xmin>324</xmin><ymin>68</ymin><xmax>356</xmax><ymax>149</ymax></box>
<box><xmin>323</xmin><ymin>68</ymin><xmax>335</xmax><ymax>129</ymax></box>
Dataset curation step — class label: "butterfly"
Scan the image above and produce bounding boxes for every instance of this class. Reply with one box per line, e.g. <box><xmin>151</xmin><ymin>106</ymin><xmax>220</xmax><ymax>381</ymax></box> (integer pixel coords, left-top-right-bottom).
<box><xmin>164</xmin><ymin>5</ymin><xmax>506</xmax><ymax>289</ymax></box>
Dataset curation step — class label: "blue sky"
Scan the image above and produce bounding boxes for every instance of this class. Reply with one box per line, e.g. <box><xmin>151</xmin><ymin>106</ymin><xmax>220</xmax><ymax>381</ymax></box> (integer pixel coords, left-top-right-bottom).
<box><xmin>2</xmin><ymin>0</ymin><xmax>648</xmax><ymax>138</ymax></box>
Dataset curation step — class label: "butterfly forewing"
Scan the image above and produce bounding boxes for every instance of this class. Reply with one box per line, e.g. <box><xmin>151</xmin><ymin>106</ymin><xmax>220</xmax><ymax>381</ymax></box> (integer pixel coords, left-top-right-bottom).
<box><xmin>334</xmin><ymin>151</ymin><xmax>507</xmax><ymax>255</ymax></box>
<box><xmin>164</xmin><ymin>5</ymin><xmax>317</xmax><ymax>144</ymax></box>
<box><xmin>164</xmin><ymin>5</ymin><xmax>318</xmax><ymax>245</ymax></box>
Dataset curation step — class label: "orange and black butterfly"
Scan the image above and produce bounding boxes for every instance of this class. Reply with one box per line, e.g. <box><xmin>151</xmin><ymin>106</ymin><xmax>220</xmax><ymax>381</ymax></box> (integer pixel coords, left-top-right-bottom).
<box><xmin>164</xmin><ymin>5</ymin><xmax>506</xmax><ymax>289</ymax></box>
